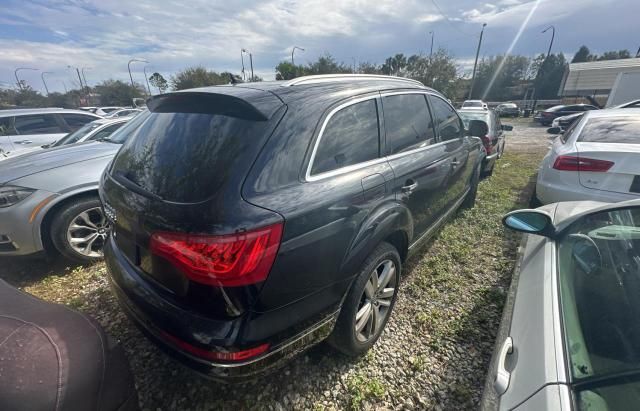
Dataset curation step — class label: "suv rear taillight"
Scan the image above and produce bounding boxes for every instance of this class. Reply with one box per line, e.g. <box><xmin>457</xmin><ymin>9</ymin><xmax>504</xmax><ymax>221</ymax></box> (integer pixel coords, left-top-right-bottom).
<box><xmin>552</xmin><ymin>155</ymin><xmax>614</xmax><ymax>172</ymax></box>
<box><xmin>161</xmin><ymin>331</ymin><xmax>269</xmax><ymax>362</ymax></box>
<box><xmin>150</xmin><ymin>223</ymin><xmax>283</xmax><ymax>287</ymax></box>
<box><xmin>480</xmin><ymin>135</ymin><xmax>492</xmax><ymax>154</ymax></box>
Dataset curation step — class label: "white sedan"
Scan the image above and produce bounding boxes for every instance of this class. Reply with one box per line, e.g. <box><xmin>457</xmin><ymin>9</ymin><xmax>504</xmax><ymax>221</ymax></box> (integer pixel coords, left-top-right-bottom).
<box><xmin>536</xmin><ymin>108</ymin><xmax>640</xmax><ymax>204</ymax></box>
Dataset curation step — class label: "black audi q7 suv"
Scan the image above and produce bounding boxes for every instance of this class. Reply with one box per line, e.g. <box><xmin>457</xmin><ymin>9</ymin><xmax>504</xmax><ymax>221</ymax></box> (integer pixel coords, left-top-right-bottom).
<box><xmin>100</xmin><ymin>74</ymin><xmax>485</xmax><ymax>381</ymax></box>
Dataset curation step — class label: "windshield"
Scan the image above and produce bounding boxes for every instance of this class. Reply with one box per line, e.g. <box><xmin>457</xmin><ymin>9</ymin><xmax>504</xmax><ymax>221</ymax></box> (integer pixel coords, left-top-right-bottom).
<box><xmin>558</xmin><ymin>207</ymin><xmax>640</xmax><ymax>405</ymax></box>
<box><xmin>102</xmin><ymin>110</ymin><xmax>150</xmax><ymax>144</ymax></box>
<box><xmin>53</xmin><ymin>122</ymin><xmax>101</xmax><ymax>146</ymax></box>
<box><xmin>458</xmin><ymin>111</ymin><xmax>489</xmax><ymax>128</ymax></box>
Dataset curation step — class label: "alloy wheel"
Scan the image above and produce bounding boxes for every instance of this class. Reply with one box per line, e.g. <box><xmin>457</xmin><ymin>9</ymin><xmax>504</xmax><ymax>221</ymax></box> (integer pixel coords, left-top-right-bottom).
<box><xmin>66</xmin><ymin>207</ymin><xmax>109</xmax><ymax>258</ymax></box>
<box><xmin>354</xmin><ymin>259</ymin><xmax>397</xmax><ymax>342</ymax></box>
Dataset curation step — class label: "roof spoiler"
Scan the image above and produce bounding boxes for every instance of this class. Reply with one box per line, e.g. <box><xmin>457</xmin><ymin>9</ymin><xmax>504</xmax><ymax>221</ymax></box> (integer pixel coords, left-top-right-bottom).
<box><xmin>146</xmin><ymin>92</ymin><xmax>269</xmax><ymax>121</ymax></box>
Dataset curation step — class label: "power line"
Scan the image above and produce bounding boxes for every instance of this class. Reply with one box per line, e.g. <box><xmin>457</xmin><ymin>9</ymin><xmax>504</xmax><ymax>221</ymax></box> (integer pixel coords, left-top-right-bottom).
<box><xmin>430</xmin><ymin>0</ymin><xmax>475</xmax><ymax>37</ymax></box>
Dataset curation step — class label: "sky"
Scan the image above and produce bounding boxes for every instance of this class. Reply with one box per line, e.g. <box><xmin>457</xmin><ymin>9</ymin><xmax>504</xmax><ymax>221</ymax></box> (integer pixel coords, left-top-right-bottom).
<box><xmin>1</xmin><ymin>0</ymin><xmax>638</xmax><ymax>93</ymax></box>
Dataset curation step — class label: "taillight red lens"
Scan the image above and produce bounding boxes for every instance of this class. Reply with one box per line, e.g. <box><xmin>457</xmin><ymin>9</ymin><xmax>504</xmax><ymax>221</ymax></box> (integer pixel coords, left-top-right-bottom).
<box><xmin>150</xmin><ymin>222</ymin><xmax>283</xmax><ymax>287</ymax></box>
<box><xmin>552</xmin><ymin>155</ymin><xmax>614</xmax><ymax>172</ymax></box>
<box><xmin>161</xmin><ymin>331</ymin><xmax>269</xmax><ymax>362</ymax></box>
<box><xmin>481</xmin><ymin>135</ymin><xmax>492</xmax><ymax>154</ymax></box>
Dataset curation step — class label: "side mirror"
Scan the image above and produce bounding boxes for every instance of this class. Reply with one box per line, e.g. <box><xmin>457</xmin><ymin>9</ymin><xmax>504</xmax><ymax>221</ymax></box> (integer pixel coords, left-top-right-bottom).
<box><xmin>503</xmin><ymin>209</ymin><xmax>554</xmax><ymax>237</ymax></box>
<box><xmin>547</xmin><ymin>126</ymin><xmax>563</xmax><ymax>135</ymax></box>
<box><xmin>468</xmin><ymin>119</ymin><xmax>489</xmax><ymax>137</ymax></box>
<box><xmin>501</xmin><ymin>124</ymin><xmax>513</xmax><ymax>131</ymax></box>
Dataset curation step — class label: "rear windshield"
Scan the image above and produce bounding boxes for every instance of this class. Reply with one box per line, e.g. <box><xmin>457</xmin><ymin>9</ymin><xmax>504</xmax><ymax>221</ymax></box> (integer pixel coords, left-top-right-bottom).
<box><xmin>110</xmin><ymin>111</ymin><xmax>276</xmax><ymax>203</ymax></box>
<box><xmin>463</xmin><ymin>101</ymin><xmax>482</xmax><ymax>107</ymax></box>
<box><xmin>578</xmin><ymin>116</ymin><xmax>640</xmax><ymax>144</ymax></box>
<box><xmin>500</xmin><ymin>103</ymin><xmax>517</xmax><ymax>108</ymax></box>
<box><xmin>458</xmin><ymin>111</ymin><xmax>489</xmax><ymax>128</ymax></box>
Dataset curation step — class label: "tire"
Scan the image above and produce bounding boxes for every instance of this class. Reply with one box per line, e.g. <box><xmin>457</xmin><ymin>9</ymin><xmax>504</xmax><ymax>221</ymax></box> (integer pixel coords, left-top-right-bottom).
<box><xmin>328</xmin><ymin>242</ymin><xmax>401</xmax><ymax>357</ymax></box>
<box><xmin>461</xmin><ymin>162</ymin><xmax>481</xmax><ymax>210</ymax></box>
<box><xmin>50</xmin><ymin>196</ymin><xmax>109</xmax><ymax>263</ymax></box>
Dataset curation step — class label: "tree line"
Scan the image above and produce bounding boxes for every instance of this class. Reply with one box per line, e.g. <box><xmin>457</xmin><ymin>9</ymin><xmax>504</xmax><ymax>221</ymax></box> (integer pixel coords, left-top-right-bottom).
<box><xmin>1</xmin><ymin>44</ymin><xmax>634</xmax><ymax>109</ymax></box>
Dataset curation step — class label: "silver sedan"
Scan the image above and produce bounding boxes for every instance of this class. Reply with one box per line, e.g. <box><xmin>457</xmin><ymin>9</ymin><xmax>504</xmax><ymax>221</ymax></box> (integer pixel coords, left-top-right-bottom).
<box><xmin>482</xmin><ymin>199</ymin><xmax>640</xmax><ymax>410</ymax></box>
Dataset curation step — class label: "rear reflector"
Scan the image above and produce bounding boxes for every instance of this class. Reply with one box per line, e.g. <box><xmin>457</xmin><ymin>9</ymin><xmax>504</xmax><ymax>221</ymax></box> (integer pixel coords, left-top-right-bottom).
<box><xmin>161</xmin><ymin>331</ymin><xmax>269</xmax><ymax>362</ymax></box>
<box><xmin>553</xmin><ymin>155</ymin><xmax>614</xmax><ymax>172</ymax></box>
<box><xmin>150</xmin><ymin>222</ymin><xmax>283</xmax><ymax>287</ymax></box>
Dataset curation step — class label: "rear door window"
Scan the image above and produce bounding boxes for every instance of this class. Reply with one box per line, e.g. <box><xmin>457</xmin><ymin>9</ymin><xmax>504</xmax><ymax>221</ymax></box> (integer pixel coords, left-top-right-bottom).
<box><xmin>61</xmin><ymin>113</ymin><xmax>96</xmax><ymax>130</ymax></box>
<box><xmin>383</xmin><ymin>94</ymin><xmax>436</xmax><ymax>154</ymax></box>
<box><xmin>430</xmin><ymin>96</ymin><xmax>463</xmax><ymax>141</ymax></box>
<box><xmin>311</xmin><ymin>99</ymin><xmax>380</xmax><ymax>175</ymax></box>
<box><xmin>0</xmin><ymin>117</ymin><xmax>16</xmax><ymax>136</ymax></box>
<box><xmin>14</xmin><ymin>114</ymin><xmax>64</xmax><ymax>134</ymax></box>
<box><xmin>578</xmin><ymin>117</ymin><xmax>640</xmax><ymax>144</ymax></box>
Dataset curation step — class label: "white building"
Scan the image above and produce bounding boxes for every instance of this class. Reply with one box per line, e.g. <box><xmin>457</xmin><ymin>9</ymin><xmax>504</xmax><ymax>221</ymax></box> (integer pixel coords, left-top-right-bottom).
<box><xmin>560</xmin><ymin>57</ymin><xmax>640</xmax><ymax>98</ymax></box>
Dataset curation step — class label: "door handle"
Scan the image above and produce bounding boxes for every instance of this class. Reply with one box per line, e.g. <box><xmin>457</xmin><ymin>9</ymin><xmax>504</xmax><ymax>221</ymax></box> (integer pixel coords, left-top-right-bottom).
<box><xmin>401</xmin><ymin>180</ymin><xmax>418</xmax><ymax>193</ymax></box>
<box><xmin>494</xmin><ymin>336</ymin><xmax>514</xmax><ymax>395</ymax></box>
<box><xmin>15</xmin><ymin>140</ymin><xmax>32</xmax><ymax>144</ymax></box>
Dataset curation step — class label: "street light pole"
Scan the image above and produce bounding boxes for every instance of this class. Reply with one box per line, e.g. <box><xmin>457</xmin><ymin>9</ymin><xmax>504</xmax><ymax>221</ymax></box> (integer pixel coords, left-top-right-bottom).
<box><xmin>81</xmin><ymin>67</ymin><xmax>91</xmax><ymax>91</ymax></box>
<box><xmin>41</xmin><ymin>71</ymin><xmax>53</xmax><ymax>96</ymax></box>
<box><xmin>143</xmin><ymin>65</ymin><xmax>152</xmax><ymax>95</ymax></box>
<box><xmin>291</xmin><ymin>46</ymin><xmax>304</xmax><ymax>65</ymax></box>
<box><xmin>542</xmin><ymin>25</ymin><xmax>555</xmax><ymax>58</ymax></box>
<box><xmin>14</xmin><ymin>67</ymin><xmax>39</xmax><ymax>90</ymax></box>
<box><xmin>468</xmin><ymin>23</ymin><xmax>487</xmax><ymax>100</ymax></box>
<box><xmin>127</xmin><ymin>58</ymin><xmax>149</xmax><ymax>88</ymax></box>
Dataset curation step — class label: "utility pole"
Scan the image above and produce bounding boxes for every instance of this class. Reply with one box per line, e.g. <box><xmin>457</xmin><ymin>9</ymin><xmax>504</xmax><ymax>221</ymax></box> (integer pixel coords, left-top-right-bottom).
<box><xmin>429</xmin><ymin>31</ymin><xmax>434</xmax><ymax>61</ymax></box>
<box><xmin>542</xmin><ymin>25</ymin><xmax>555</xmax><ymax>59</ymax></box>
<box><xmin>41</xmin><ymin>71</ymin><xmax>52</xmax><ymax>96</ymax></box>
<box><xmin>81</xmin><ymin>67</ymin><xmax>91</xmax><ymax>92</ymax></box>
<box><xmin>240</xmin><ymin>50</ymin><xmax>246</xmax><ymax>81</ymax></box>
<box><xmin>291</xmin><ymin>46</ymin><xmax>304</xmax><ymax>65</ymax></box>
<box><xmin>468</xmin><ymin>23</ymin><xmax>487</xmax><ymax>100</ymax></box>
<box><xmin>242</xmin><ymin>49</ymin><xmax>254</xmax><ymax>81</ymax></box>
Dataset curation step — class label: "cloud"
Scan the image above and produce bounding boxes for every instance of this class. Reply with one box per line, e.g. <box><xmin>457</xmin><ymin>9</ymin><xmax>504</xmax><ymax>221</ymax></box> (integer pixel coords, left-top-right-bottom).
<box><xmin>415</xmin><ymin>14</ymin><xmax>444</xmax><ymax>23</ymax></box>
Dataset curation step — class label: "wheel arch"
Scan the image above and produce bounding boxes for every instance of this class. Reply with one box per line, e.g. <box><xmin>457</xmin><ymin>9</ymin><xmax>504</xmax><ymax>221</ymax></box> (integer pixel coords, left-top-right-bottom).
<box><xmin>39</xmin><ymin>187</ymin><xmax>100</xmax><ymax>253</ymax></box>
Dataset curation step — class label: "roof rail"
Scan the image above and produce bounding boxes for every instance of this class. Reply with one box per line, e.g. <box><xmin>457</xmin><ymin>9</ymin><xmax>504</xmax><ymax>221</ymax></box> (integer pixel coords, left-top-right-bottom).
<box><xmin>282</xmin><ymin>74</ymin><xmax>425</xmax><ymax>87</ymax></box>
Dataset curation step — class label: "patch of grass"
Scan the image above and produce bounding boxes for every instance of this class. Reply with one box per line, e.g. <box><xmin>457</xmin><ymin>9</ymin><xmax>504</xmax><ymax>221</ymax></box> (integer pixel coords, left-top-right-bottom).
<box><xmin>409</xmin><ymin>354</ymin><xmax>428</xmax><ymax>372</ymax></box>
<box><xmin>346</xmin><ymin>373</ymin><xmax>386</xmax><ymax>410</ymax></box>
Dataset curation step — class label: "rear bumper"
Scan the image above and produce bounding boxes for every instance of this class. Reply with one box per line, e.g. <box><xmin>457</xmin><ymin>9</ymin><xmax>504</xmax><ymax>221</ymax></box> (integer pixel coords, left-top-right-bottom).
<box><xmin>536</xmin><ymin>173</ymin><xmax>637</xmax><ymax>204</ymax></box>
<box><xmin>104</xmin><ymin>236</ymin><xmax>337</xmax><ymax>382</ymax></box>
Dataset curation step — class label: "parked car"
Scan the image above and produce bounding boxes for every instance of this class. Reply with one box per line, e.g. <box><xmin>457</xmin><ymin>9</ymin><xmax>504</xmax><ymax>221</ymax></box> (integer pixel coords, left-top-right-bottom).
<box><xmin>458</xmin><ymin>109</ymin><xmax>512</xmax><ymax>176</ymax></box>
<box><xmin>104</xmin><ymin>108</ymin><xmax>143</xmax><ymax>118</ymax></box>
<box><xmin>0</xmin><ymin>117</ymin><xmax>131</xmax><ymax>160</ymax></box>
<box><xmin>0</xmin><ymin>279</ymin><xmax>139</xmax><ymax>410</ymax></box>
<box><xmin>462</xmin><ymin>99</ymin><xmax>489</xmax><ymax>110</ymax></box>
<box><xmin>548</xmin><ymin>99</ymin><xmax>640</xmax><ymax>134</ymax></box>
<box><xmin>0</xmin><ymin>108</ymin><xmax>101</xmax><ymax>155</ymax></box>
<box><xmin>534</xmin><ymin>104</ymin><xmax>598</xmax><ymax>126</ymax></box>
<box><xmin>482</xmin><ymin>199</ymin><xmax>640</xmax><ymax>410</ymax></box>
<box><xmin>94</xmin><ymin>106</ymin><xmax>123</xmax><ymax>116</ymax></box>
<box><xmin>495</xmin><ymin>103</ymin><xmax>520</xmax><ymax>117</ymax></box>
<box><xmin>536</xmin><ymin>109</ymin><xmax>640</xmax><ymax>205</ymax></box>
<box><xmin>0</xmin><ymin>111</ymin><xmax>149</xmax><ymax>262</ymax></box>
<box><xmin>100</xmin><ymin>74</ymin><xmax>486</xmax><ymax>381</ymax></box>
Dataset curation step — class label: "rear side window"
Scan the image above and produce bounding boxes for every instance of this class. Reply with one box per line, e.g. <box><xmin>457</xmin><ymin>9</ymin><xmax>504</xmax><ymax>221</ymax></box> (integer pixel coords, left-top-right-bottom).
<box><xmin>311</xmin><ymin>99</ymin><xmax>379</xmax><ymax>175</ymax></box>
<box><xmin>62</xmin><ymin>113</ymin><xmax>95</xmax><ymax>129</ymax></box>
<box><xmin>89</xmin><ymin>123</ymin><xmax>124</xmax><ymax>141</ymax></box>
<box><xmin>578</xmin><ymin>117</ymin><xmax>640</xmax><ymax>144</ymax></box>
<box><xmin>383</xmin><ymin>94</ymin><xmax>435</xmax><ymax>154</ymax></box>
<box><xmin>430</xmin><ymin>96</ymin><xmax>463</xmax><ymax>141</ymax></box>
<box><xmin>14</xmin><ymin>114</ymin><xmax>64</xmax><ymax>134</ymax></box>
<box><xmin>111</xmin><ymin>110</ymin><xmax>279</xmax><ymax>202</ymax></box>
<box><xmin>0</xmin><ymin>117</ymin><xmax>16</xmax><ymax>136</ymax></box>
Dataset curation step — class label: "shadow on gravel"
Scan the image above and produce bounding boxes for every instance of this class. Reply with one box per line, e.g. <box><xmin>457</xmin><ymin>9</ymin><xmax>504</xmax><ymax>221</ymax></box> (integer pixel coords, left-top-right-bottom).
<box><xmin>431</xmin><ymin>171</ymin><xmax>538</xmax><ymax>409</ymax></box>
<box><xmin>0</xmin><ymin>254</ymin><xmax>86</xmax><ymax>288</ymax></box>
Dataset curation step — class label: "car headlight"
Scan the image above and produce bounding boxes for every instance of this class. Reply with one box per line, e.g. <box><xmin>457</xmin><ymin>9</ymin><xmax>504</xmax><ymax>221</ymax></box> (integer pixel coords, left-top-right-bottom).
<box><xmin>0</xmin><ymin>185</ymin><xmax>36</xmax><ymax>208</ymax></box>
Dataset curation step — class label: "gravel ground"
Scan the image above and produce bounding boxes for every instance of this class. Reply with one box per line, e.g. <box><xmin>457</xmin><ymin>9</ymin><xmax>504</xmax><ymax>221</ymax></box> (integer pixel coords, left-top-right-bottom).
<box><xmin>0</xmin><ymin>119</ymin><xmax>552</xmax><ymax>410</ymax></box>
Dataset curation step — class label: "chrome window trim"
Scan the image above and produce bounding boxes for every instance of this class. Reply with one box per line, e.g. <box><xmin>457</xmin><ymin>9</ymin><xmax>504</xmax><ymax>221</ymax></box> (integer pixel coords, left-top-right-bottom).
<box><xmin>306</xmin><ymin>91</ymin><xmax>450</xmax><ymax>182</ymax></box>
